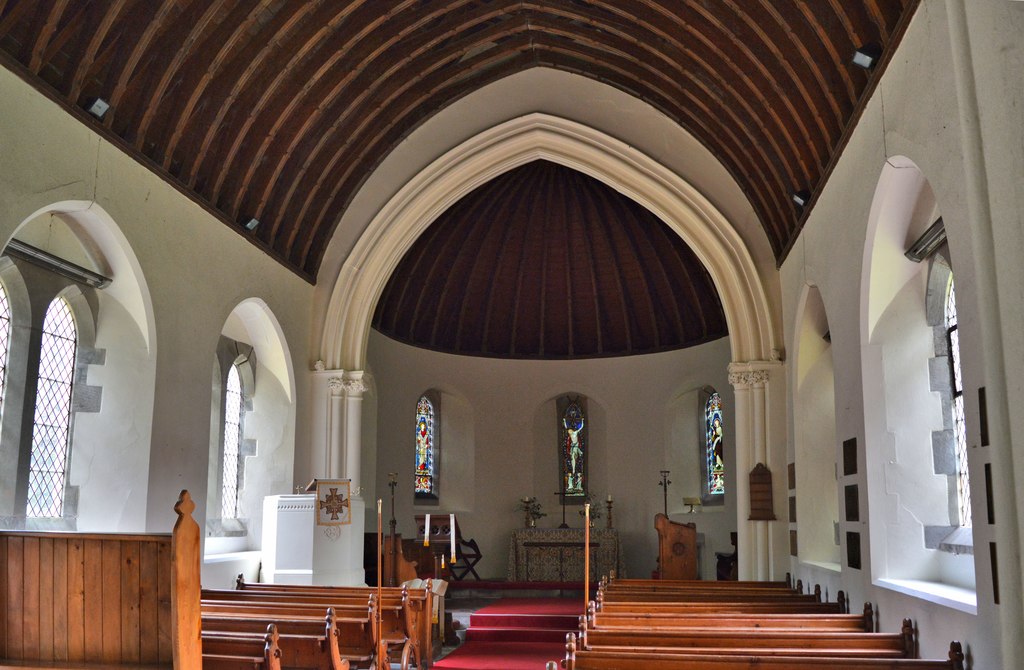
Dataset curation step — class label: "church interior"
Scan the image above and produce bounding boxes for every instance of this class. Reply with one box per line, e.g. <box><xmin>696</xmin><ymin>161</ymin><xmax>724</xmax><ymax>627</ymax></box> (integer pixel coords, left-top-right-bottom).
<box><xmin>0</xmin><ymin>1</ymin><xmax>1022</xmax><ymax>668</ymax></box>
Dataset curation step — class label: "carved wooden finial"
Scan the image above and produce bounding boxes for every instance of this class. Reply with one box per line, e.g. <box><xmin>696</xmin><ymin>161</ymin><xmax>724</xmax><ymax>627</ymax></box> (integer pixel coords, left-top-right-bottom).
<box><xmin>901</xmin><ymin>618</ymin><xmax>916</xmax><ymax>658</ymax></box>
<box><xmin>863</xmin><ymin>602</ymin><xmax>874</xmax><ymax>632</ymax></box>
<box><xmin>265</xmin><ymin>623</ymin><xmax>281</xmax><ymax>661</ymax></box>
<box><xmin>837</xmin><ymin>590</ymin><xmax>846</xmax><ymax>612</ymax></box>
<box><xmin>814</xmin><ymin>583</ymin><xmax>821</xmax><ymax>602</ymax></box>
<box><xmin>174</xmin><ymin>489</ymin><xmax>195</xmax><ymax>520</ymax></box>
<box><xmin>949</xmin><ymin>641</ymin><xmax>964</xmax><ymax>669</ymax></box>
<box><xmin>796</xmin><ymin>578</ymin><xmax>803</xmax><ymax>593</ymax></box>
<box><xmin>235</xmin><ymin>573</ymin><xmax>245</xmax><ymax>590</ymax></box>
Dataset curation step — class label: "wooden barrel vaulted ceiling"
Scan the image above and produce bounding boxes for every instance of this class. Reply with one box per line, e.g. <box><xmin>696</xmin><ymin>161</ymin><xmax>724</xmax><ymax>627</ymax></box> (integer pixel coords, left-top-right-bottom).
<box><xmin>372</xmin><ymin>160</ymin><xmax>728</xmax><ymax>358</ymax></box>
<box><xmin>0</xmin><ymin>1</ymin><xmax>919</xmax><ymax>282</ymax></box>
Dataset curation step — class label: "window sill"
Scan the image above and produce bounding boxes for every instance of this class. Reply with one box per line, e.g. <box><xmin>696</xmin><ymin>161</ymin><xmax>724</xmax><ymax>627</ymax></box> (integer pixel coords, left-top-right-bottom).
<box><xmin>800</xmin><ymin>560</ymin><xmax>841</xmax><ymax>573</ymax></box>
<box><xmin>875</xmin><ymin>578</ymin><xmax>977</xmax><ymax>615</ymax></box>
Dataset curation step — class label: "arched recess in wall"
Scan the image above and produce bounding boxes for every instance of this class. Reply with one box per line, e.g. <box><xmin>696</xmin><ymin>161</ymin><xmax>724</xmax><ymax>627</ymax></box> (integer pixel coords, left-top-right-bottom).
<box><xmin>861</xmin><ymin>157</ymin><xmax>976</xmax><ymax>602</ymax></box>
<box><xmin>0</xmin><ymin>201</ymin><xmax>156</xmax><ymax>530</ymax></box>
<box><xmin>320</xmin><ymin>114</ymin><xmax>776</xmax><ymax>372</ymax></box>
<box><xmin>792</xmin><ymin>284</ymin><xmax>839</xmax><ymax>567</ymax></box>
<box><xmin>206</xmin><ymin>298</ymin><xmax>296</xmax><ymax>553</ymax></box>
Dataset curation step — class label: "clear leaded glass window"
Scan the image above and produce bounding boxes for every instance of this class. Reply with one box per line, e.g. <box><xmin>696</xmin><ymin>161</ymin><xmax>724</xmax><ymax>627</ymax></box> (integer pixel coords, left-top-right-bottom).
<box><xmin>221</xmin><ymin>365</ymin><xmax>243</xmax><ymax>519</ymax></box>
<box><xmin>706</xmin><ymin>392</ymin><xmax>725</xmax><ymax>496</ymax></box>
<box><xmin>27</xmin><ymin>298</ymin><xmax>77</xmax><ymax>518</ymax></box>
<box><xmin>415</xmin><ymin>395</ymin><xmax>436</xmax><ymax>497</ymax></box>
<box><xmin>946</xmin><ymin>280</ymin><xmax>971</xmax><ymax>527</ymax></box>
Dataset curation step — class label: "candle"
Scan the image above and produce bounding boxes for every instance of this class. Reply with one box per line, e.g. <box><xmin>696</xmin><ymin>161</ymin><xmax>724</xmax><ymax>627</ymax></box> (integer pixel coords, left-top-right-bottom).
<box><xmin>607</xmin><ymin>494</ymin><xmax>612</xmax><ymax>503</ymax></box>
<box><xmin>423</xmin><ymin>513</ymin><xmax>430</xmax><ymax>546</ymax></box>
<box><xmin>450</xmin><ymin>513</ymin><xmax>456</xmax><ymax>562</ymax></box>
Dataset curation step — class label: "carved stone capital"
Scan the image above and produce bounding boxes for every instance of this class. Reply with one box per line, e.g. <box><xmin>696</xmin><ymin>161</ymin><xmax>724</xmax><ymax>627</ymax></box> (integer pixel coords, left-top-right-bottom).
<box><xmin>342</xmin><ymin>379</ymin><xmax>368</xmax><ymax>395</ymax></box>
<box><xmin>314</xmin><ymin>359</ymin><xmax>326</xmax><ymax>372</ymax></box>
<box><xmin>728</xmin><ymin>369</ymin><xmax>770</xmax><ymax>387</ymax></box>
<box><xmin>327</xmin><ymin>376</ymin><xmax>346</xmax><ymax>394</ymax></box>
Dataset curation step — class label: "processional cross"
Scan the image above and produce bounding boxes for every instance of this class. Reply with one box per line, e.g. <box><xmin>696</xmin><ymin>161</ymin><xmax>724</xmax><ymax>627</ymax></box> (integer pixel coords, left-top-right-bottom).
<box><xmin>658</xmin><ymin>470</ymin><xmax>671</xmax><ymax>517</ymax></box>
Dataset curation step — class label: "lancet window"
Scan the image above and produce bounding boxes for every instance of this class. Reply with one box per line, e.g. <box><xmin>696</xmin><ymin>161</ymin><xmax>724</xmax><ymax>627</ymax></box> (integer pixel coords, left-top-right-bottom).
<box><xmin>705</xmin><ymin>391</ymin><xmax>725</xmax><ymax>497</ymax></box>
<box><xmin>415</xmin><ymin>394</ymin><xmax>437</xmax><ymax>498</ymax></box>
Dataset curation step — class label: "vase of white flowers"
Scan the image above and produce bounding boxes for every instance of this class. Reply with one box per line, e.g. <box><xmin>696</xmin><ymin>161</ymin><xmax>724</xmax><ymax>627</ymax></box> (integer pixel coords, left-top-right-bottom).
<box><xmin>516</xmin><ymin>496</ymin><xmax>546</xmax><ymax>528</ymax></box>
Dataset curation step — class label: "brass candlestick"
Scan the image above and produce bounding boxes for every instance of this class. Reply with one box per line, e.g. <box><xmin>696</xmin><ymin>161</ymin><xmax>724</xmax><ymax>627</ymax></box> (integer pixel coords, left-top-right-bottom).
<box><xmin>606</xmin><ymin>497</ymin><xmax>614</xmax><ymax>529</ymax></box>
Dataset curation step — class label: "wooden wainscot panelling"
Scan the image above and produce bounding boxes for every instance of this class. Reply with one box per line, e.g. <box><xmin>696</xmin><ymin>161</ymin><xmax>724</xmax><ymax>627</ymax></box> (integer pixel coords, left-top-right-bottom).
<box><xmin>748</xmin><ymin>463</ymin><xmax>777</xmax><ymax>521</ymax></box>
<box><xmin>0</xmin><ymin>490</ymin><xmax>201</xmax><ymax>669</ymax></box>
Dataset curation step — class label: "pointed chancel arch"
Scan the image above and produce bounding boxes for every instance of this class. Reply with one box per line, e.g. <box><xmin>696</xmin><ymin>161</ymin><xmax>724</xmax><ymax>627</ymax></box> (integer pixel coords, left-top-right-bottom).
<box><xmin>321</xmin><ymin>114</ymin><xmax>782</xmax><ymax>579</ymax></box>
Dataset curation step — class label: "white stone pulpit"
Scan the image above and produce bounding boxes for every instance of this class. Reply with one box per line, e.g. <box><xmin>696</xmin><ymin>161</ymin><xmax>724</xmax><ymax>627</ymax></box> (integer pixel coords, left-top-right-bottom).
<box><xmin>262</xmin><ymin>494</ymin><xmax>366</xmax><ymax>585</ymax></box>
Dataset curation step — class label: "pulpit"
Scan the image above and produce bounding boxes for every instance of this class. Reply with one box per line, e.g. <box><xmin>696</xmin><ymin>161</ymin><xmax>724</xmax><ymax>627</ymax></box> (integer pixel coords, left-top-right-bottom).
<box><xmin>261</xmin><ymin>493</ymin><xmax>366</xmax><ymax>585</ymax></box>
<box><xmin>655</xmin><ymin>513</ymin><xmax>697</xmax><ymax>580</ymax></box>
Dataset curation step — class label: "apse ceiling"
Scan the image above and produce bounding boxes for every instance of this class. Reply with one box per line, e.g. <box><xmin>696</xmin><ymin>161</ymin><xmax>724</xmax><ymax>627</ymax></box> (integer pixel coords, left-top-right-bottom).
<box><xmin>0</xmin><ymin>1</ymin><xmax>919</xmax><ymax>281</ymax></box>
<box><xmin>373</xmin><ymin>160</ymin><xmax>728</xmax><ymax>358</ymax></box>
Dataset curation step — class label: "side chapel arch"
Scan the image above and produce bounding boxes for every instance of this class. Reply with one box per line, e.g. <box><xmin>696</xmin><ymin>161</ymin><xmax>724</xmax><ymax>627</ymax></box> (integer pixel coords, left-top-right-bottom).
<box><xmin>320</xmin><ymin>114</ymin><xmax>781</xmax><ymax>578</ymax></box>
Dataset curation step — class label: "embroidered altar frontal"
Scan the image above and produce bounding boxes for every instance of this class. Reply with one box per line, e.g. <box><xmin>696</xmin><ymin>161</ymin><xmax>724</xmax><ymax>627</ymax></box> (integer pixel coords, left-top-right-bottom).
<box><xmin>507</xmin><ymin>527</ymin><xmax>624</xmax><ymax>582</ymax></box>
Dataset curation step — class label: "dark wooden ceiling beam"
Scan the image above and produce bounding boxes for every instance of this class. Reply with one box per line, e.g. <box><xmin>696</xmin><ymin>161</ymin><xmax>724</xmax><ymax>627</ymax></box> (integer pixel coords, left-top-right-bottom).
<box><xmin>133</xmin><ymin>0</ymin><xmax>228</xmax><ymax>151</ymax></box>
<box><xmin>160</xmin><ymin>0</ymin><xmax>279</xmax><ymax>170</ymax></box>
<box><xmin>68</xmin><ymin>0</ymin><xmax>130</xmax><ymax>103</ymax></box>
<box><xmin>28</xmin><ymin>0</ymin><xmax>68</xmax><ymax>73</ymax></box>
<box><xmin>179</xmin><ymin>1</ymin><xmax>321</xmax><ymax>189</ymax></box>
<box><xmin>103</xmin><ymin>0</ymin><xmax>178</xmax><ymax>131</ymax></box>
<box><xmin>287</xmin><ymin>37</ymin><xmax>537</xmax><ymax>266</ymax></box>
<box><xmin>210</xmin><ymin>1</ymin><xmax>391</xmax><ymax>210</ymax></box>
<box><xmin>239</xmin><ymin>0</ymin><xmax>499</xmax><ymax>232</ymax></box>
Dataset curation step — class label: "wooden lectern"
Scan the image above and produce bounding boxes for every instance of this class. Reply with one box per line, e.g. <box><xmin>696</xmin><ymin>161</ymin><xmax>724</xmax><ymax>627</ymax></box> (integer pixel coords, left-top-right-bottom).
<box><xmin>655</xmin><ymin>513</ymin><xmax>698</xmax><ymax>580</ymax></box>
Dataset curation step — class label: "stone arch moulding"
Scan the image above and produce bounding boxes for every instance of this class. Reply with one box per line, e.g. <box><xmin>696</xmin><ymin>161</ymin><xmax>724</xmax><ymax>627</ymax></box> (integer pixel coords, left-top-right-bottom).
<box><xmin>321</xmin><ymin>113</ymin><xmax>777</xmax><ymax>370</ymax></box>
<box><xmin>9</xmin><ymin>200</ymin><xmax>157</xmax><ymax>355</ymax></box>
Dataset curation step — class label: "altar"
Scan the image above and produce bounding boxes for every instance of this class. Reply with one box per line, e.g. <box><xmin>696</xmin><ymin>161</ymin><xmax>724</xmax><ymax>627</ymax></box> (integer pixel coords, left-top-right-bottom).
<box><xmin>506</xmin><ymin>527</ymin><xmax>623</xmax><ymax>582</ymax></box>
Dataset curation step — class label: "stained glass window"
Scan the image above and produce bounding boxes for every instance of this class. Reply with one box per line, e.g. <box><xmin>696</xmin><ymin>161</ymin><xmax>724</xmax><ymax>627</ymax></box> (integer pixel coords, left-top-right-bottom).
<box><xmin>415</xmin><ymin>395</ymin><xmax>436</xmax><ymax>497</ymax></box>
<box><xmin>945</xmin><ymin>280</ymin><xmax>971</xmax><ymax>526</ymax></box>
<box><xmin>26</xmin><ymin>297</ymin><xmax>77</xmax><ymax>518</ymax></box>
<box><xmin>705</xmin><ymin>392</ymin><xmax>725</xmax><ymax>496</ymax></box>
<box><xmin>561</xmin><ymin>399</ymin><xmax>586</xmax><ymax>497</ymax></box>
<box><xmin>221</xmin><ymin>365</ymin><xmax>243</xmax><ymax>519</ymax></box>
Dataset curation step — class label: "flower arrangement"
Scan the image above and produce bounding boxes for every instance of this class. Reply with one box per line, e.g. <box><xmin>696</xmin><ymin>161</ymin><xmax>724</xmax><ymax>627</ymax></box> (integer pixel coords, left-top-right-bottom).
<box><xmin>578</xmin><ymin>494</ymin><xmax>603</xmax><ymax>525</ymax></box>
<box><xmin>516</xmin><ymin>496</ymin><xmax>546</xmax><ymax>527</ymax></box>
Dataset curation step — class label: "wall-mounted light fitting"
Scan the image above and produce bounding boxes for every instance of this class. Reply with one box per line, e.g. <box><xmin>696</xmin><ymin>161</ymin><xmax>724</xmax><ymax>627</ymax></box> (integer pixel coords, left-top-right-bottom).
<box><xmin>4</xmin><ymin>239</ymin><xmax>111</xmax><ymax>289</ymax></box>
<box><xmin>244</xmin><ymin>217</ymin><xmax>260</xmax><ymax>231</ymax></box>
<box><xmin>905</xmin><ymin>217</ymin><xmax>946</xmax><ymax>262</ymax></box>
<box><xmin>852</xmin><ymin>43</ymin><xmax>882</xmax><ymax>70</ymax></box>
<box><xmin>86</xmin><ymin>98</ymin><xmax>109</xmax><ymax>120</ymax></box>
<box><xmin>792</xmin><ymin>190</ymin><xmax>811</xmax><ymax>208</ymax></box>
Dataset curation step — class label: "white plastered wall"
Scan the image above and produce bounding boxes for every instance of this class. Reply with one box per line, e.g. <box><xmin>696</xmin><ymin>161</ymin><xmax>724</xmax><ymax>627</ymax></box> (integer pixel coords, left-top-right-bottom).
<box><xmin>780</xmin><ymin>1</ymin><xmax>1024</xmax><ymax>667</ymax></box>
<box><xmin>368</xmin><ymin>330</ymin><xmax>735</xmax><ymax>581</ymax></box>
<box><xmin>0</xmin><ymin>66</ymin><xmax>313</xmax><ymax>538</ymax></box>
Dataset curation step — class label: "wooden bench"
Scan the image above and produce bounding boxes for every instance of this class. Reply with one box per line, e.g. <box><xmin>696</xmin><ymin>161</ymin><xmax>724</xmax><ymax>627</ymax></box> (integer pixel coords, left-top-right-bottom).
<box><xmin>235</xmin><ymin>578</ymin><xmax>434</xmax><ymax>656</ymax></box>
<box><xmin>0</xmin><ymin>490</ymin><xmax>202</xmax><ymax>670</ymax></box>
<box><xmin>578</xmin><ymin>618</ymin><xmax>915</xmax><ymax>659</ymax></box>
<box><xmin>561</xmin><ymin>636</ymin><xmax>967</xmax><ymax>670</ymax></box>
<box><xmin>230</xmin><ymin>579</ymin><xmax>433</xmax><ymax>668</ymax></box>
<box><xmin>202</xmin><ymin>589</ymin><xmax>415</xmax><ymax>669</ymax></box>
<box><xmin>201</xmin><ymin>601</ymin><xmax>373</xmax><ymax>668</ymax></box>
<box><xmin>202</xmin><ymin>608</ymin><xmax>352</xmax><ymax>670</ymax></box>
<box><xmin>587</xmin><ymin>601</ymin><xmax>875</xmax><ymax>632</ymax></box>
<box><xmin>202</xmin><ymin>622</ymin><xmax>282</xmax><ymax>670</ymax></box>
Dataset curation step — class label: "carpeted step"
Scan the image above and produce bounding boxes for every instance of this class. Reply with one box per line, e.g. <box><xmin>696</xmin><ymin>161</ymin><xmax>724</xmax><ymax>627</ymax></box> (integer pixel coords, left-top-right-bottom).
<box><xmin>469</xmin><ymin>612</ymin><xmax>579</xmax><ymax>630</ymax></box>
<box><xmin>466</xmin><ymin>626</ymin><xmax>573</xmax><ymax>644</ymax></box>
<box><xmin>433</xmin><ymin>641</ymin><xmax>566</xmax><ymax>670</ymax></box>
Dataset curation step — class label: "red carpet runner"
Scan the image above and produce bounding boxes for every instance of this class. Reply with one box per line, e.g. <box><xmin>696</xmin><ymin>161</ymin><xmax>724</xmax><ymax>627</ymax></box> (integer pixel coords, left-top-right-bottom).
<box><xmin>433</xmin><ymin>598</ymin><xmax>581</xmax><ymax>670</ymax></box>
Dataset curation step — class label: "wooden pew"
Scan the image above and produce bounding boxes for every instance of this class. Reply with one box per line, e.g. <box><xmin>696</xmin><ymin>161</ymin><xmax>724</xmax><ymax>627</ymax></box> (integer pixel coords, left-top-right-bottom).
<box><xmin>578</xmin><ymin>617</ymin><xmax>915</xmax><ymax>659</ymax></box>
<box><xmin>588</xmin><ymin>601</ymin><xmax>875</xmax><ymax>632</ymax></box>
<box><xmin>231</xmin><ymin>579</ymin><xmax>433</xmax><ymax>668</ymax></box>
<box><xmin>202</xmin><ymin>589</ymin><xmax>415</xmax><ymax>669</ymax></box>
<box><xmin>0</xmin><ymin>490</ymin><xmax>202</xmax><ymax>670</ymax></box>
<box><xmin>202</xmin><ymin>607</ymin><xmax>351</xmax><ymax>670</ymax></box>
<box><xmin>202</xmin><ymin>622</ymin><xmax>282</xmax><ymax>670</ymax></box>
<box><xmin>201</xmin><ymin>602</ymin><xmax>373</xmax><ymax>668</ymax></box>
<box><xmin>561</xmin><ymin>635</ymin><xmax>967</xmax><ymax>670</ymax></box>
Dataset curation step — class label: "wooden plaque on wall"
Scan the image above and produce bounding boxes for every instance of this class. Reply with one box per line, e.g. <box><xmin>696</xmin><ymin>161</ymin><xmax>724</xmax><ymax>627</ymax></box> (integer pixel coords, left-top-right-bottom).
<box><xmin>748</xmin><ymin>463</ymin><xmax>776</xmax><ymax>520</ymax></box>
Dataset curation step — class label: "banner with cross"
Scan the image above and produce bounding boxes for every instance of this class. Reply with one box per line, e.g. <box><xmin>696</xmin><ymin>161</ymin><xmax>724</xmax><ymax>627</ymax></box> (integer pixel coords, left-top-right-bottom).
<box><xmin>315</xmin><ymin>479</ymin><xmax>352</xmax><ymax>526</ymax></box>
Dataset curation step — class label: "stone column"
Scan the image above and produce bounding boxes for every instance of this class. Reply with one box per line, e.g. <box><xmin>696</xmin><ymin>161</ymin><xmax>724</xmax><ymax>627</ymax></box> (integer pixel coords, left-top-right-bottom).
<box><xmin>341</xmin><ymin>371</ymin><xmax>367</xmax><ymax>497</ymax></box>
<box><xmin>326</xmin><ymin>375</ymin><xmax>346</xmax><ymax>479</ymax></box>
<box><xmin>729</xmin><ymin>363</ymin><xmax>779</xmax><ymax>581</ymax></box>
